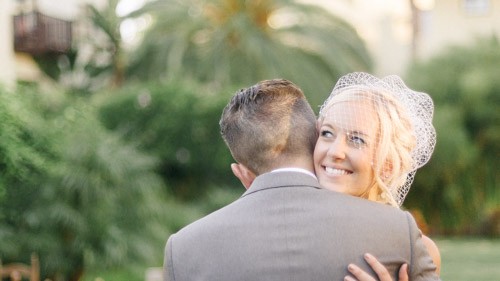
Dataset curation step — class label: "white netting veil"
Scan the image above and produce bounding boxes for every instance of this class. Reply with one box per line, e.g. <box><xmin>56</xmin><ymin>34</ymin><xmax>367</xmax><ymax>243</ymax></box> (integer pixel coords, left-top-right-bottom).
<box><xmin>318</xmin><ymin>72</ymin><xmax>436</xmax><ymax>206</ymax></box>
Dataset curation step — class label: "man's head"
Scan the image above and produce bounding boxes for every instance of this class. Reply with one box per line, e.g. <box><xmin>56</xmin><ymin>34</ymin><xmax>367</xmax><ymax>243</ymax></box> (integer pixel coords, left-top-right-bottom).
<box><xmin>220</xmin><ymin>79</ymin><xmax>317</xmax><ymax>178</ymax></box>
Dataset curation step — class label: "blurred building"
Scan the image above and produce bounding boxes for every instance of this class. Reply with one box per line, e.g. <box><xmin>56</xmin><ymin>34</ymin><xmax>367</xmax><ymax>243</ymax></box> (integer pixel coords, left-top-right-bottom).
<box><xmin>309</xmin><ymin>0</ymin><xmax>500</xmax><ymax>76</ymax></box>
<box><xmin>0</xmin><ymin>0</ymin><xmax>106</xmax><ymax>88</ymax></box>
<box><xmin>1</xmin><ymin>0</ymin><xmax>499</xmax><ymax>87</ymax></box>
<box><xmin>418</xmin><ymin>0</ymin><xmax>500</xmax><ymax>59</ymax></box>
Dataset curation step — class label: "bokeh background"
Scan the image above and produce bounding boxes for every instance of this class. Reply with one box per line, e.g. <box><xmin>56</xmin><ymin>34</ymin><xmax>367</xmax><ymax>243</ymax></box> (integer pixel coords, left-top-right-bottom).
<box><xmin>1</xmin><ymin>0</ymin><xmax>498</xmax><ymax>280</ymax></box>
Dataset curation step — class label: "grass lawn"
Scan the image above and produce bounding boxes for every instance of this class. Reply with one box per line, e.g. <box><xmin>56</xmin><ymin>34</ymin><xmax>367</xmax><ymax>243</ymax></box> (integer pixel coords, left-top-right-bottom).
<box><xmin>436</xmin><ymin>237</ymin><xmax>500</xmax><ymax>281</ymax></box>
<box><xmin>82</xmin><ymin>238</ymin><xmax>500</xmax><ymax>281</ymax></box>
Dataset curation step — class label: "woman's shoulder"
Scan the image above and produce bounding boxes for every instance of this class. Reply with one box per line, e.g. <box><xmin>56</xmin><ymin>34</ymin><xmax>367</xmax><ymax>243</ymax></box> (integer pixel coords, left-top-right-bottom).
<box><xmin>421</xmin><ymin>234</ymin><xmax>441</xmax><ymax>275</ymax></box>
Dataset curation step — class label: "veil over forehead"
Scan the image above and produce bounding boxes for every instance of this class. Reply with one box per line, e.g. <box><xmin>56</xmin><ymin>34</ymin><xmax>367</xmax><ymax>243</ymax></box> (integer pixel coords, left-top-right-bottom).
<box><xmin>319</xmin><ymin>72</ymin><xmax>436</xmax><ymax>206</ymax></box>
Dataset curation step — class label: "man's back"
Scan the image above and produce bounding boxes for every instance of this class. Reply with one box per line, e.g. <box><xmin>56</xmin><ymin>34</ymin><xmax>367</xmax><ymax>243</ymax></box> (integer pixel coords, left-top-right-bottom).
<box><xmin>164</xmin><ymin>172</ymin><xmax>437</xmax><ymax>281</ymax></box>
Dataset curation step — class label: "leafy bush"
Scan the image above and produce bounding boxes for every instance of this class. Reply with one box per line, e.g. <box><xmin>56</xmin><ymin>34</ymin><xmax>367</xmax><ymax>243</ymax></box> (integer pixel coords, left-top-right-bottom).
<box><xmin>0</xmin><ymin>85</ymin><xmax>172</xmax><ymax>280</ymax></box>
<box><xmin>97</xmin><ymin>80</ymin><xmax>239</xmax><ymax>201</ymax></box>
<box><xmin>404</xmin><ymin>36</ymin><xmax>500</xmax><ymax>235</ymax></box>
<box><xmin>0</xmin><ymin>85</ymin><xmax>51</xmax><ymax>205</ymax></box>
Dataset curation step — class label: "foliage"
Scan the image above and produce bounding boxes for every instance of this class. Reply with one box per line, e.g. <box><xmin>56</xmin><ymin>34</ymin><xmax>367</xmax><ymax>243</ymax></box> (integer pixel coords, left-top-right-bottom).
<box><xmin>96</xmin><ymin>79</ymin><xmax>239</xmax><ymax>200</ymax></box>
<box><xmin>34</xmin><ymin>0</ymin><xmax>126</xmax><ymax>94</ymax></box>
<box><xmin>127</xmin><ymin>0</ymin><xmax>372</xmax><ymax>108</ymax></box>
<box><xmin>0</xmin><ymin>85</ymin><xmax>52</xmax><ymax>216</ymax></box>
<box><xmin>404</xmin><ymin>36</ymin><xmax>500</xmax><ymax>235</ymax></box>
<box><xmin>0</xmin><ymin>85</ymin><xmax>170</xmax><ymax>281</ymax></box>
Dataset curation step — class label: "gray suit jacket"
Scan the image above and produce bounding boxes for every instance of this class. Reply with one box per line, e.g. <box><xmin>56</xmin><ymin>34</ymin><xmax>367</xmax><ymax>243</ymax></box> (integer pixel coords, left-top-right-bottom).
<box><xmin>164</xmin><ymin>171</ymin><xmax>438</xmax><ymax>281</ymax></box>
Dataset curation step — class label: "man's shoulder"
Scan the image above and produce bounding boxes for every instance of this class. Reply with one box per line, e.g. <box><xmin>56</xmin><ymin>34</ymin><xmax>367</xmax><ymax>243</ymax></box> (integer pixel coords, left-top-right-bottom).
<box><xmin>320</xmin><ymin>190</ymin><xmax>412</xmax><ymax>220</ymax></box>
<box><xmin>171</xmin><ymin>198</ymin><xmax>242</xmax><ymax>238</ymax></box>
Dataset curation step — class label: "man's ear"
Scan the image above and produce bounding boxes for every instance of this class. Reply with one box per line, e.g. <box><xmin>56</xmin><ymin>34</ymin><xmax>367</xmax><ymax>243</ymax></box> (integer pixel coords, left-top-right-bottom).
<box><xmin>231</xmin><ymin>163</ymin><xmax>256</xmax><ymax>189</ymax></box>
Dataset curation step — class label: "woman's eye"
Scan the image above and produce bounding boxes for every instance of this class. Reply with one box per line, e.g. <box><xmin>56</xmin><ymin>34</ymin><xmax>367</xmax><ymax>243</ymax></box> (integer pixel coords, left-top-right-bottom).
<box><xmin>320</xmin><ymin>130</ymin><xmax>334</xmax><ymax>138</ymax></box>
<box><xmin>348</xmin><ymin>134</ymin><xmax>366</xmax><ymax>147</ymax></box>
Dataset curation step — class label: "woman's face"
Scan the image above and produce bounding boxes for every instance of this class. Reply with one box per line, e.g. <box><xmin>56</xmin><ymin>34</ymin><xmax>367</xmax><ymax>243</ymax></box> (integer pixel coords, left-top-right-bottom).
<box><xmin>314</xmin><ymin>100</ymin><xmax>378</xmax><ymax>196</ymax></box>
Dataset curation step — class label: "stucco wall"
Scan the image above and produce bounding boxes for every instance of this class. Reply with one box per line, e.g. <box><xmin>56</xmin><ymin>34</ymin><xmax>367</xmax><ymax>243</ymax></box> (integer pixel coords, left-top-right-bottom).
<box><xmin>420</xmin><ymin>0</ymin><xmax>500</xmax><ymax>59</ymax></box>
<box><xmin>0</xmin><ymin>0</ymin><xmax>16</xmax><ymax>88</ymax></box>
<box><xmin>308</xmin><ymin>0</ymin><xmax>499</xmax><ymax>76</ymax></box>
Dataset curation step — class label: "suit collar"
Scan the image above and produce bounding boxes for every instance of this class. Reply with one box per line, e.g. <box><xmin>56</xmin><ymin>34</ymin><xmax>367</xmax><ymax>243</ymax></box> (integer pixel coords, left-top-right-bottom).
<box><xmin>242</xmin><ymin>171</ymin><xmax>321</xmax><ymax>197</ymax></box>
<box><xmin>270</xmin><ymin>168</ymin><xmax>317</xmax><ymax>179</ymax></box>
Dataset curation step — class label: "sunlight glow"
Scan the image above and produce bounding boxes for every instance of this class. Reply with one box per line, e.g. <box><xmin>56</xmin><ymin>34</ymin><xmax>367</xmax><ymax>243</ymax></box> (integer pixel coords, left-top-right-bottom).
<box><xmin>414</xmin><ymin>0</ymin><xmax>435</xmax><ymax>11</ymax></box>
<box><xmin>116</xmin><ymin>0</ymin><xmax>146</xmax><ymax>16</ymax></box>
<box><xmin>268</xmin><ymin>12</ymin><xmax>298</xmax><ymax>29</ymax></box>
<box><xmin>116</xmin><ymin>0</ymin><xmax>151</xmax><ymax>47</ymax></box>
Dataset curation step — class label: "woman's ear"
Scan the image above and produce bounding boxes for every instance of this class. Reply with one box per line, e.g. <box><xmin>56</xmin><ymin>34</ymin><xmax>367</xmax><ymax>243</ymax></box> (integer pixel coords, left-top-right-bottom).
<box><xmin>231</xmin><ymin>163</ymin><xmax>256</xmax><ymax>189</ymax></box>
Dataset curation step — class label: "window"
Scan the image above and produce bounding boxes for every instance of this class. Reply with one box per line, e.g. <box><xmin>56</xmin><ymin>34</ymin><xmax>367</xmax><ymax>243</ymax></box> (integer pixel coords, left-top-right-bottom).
<box><xmin>462</xmin><ymin>0</ymin><xmax>491</xmax><ymax>16</ymax></box>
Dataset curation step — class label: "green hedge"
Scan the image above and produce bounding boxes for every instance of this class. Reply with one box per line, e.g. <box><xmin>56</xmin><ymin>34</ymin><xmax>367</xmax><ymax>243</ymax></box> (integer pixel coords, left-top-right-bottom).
<box><xmin>405</xmin><ymin>36</ymin><xmax>500</xmax><ymax>236</ymax></box>
<box><xmin>97</xmin><ymin>80</ymin><xmax>239</xmax><ymax>201</ymax></box>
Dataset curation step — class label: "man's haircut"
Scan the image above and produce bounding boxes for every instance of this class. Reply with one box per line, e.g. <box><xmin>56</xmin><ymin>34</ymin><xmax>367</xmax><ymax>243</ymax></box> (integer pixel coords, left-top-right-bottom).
<box><xmin>220</xmin><ymin>79</ymin><xmax>317</xmax><ymax>175</ymax></box>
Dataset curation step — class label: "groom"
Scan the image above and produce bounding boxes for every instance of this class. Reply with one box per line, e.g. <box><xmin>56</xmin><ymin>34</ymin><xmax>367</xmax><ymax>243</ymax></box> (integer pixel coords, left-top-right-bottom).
<box><xmin>163</xmin><ymin>79</ymin><xmax>438</xmax><ymax>281</ymax></box>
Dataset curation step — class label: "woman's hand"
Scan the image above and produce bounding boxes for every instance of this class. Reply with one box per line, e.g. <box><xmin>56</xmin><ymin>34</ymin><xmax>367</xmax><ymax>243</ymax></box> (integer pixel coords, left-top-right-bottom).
<box><xmin>344</xmin><ymin>253</ymin><xmax>409</xmax><ymax>281</ymax></box>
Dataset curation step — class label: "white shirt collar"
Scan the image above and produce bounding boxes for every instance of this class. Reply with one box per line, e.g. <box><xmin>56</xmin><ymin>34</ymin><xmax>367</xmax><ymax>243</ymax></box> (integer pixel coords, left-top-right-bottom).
<box><xmin>270</xmin><ymin>167</ymin><xmax>317</xmax><ymax>179</ymax></box>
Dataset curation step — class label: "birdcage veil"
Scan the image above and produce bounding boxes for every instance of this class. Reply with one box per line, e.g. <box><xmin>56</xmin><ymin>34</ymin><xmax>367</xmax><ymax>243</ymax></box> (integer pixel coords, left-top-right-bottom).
<box><xmin>318</xmin><ymin>72</ymin><xmax>436</xmax><ymax>206</ymax></box>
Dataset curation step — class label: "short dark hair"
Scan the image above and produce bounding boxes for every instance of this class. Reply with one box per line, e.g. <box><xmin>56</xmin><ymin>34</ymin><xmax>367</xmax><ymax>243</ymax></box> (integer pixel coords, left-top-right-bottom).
<box><xmin>220</xmin><ymin>79</ymin><xmax>317</xmax><ymax>175</ymax></box>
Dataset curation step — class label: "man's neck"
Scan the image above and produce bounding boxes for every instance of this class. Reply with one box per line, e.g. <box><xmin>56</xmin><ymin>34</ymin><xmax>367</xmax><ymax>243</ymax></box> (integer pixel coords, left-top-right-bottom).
<box><xmin>268</xmin><ymin>158</ymin><xmax>315</xmax><ymax>175</ymax></box>
<box><xmin>270</xmin><ymin>167</ymin><xmax>317</xmax><ymax>179</ymax></box>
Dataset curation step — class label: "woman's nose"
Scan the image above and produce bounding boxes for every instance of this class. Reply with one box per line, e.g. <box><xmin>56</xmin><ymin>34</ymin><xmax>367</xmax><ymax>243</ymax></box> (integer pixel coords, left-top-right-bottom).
<box><xmin>326</xmin><ymin>136</ymin><xmax>347</xmax><ymax>159</ymax></box>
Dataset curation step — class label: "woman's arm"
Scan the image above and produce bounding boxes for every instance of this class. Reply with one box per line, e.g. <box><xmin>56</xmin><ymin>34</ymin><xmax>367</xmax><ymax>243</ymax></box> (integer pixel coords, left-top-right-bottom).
<box><xmin>422</xmin><ymin>234</ymin><xmax>441</xmax><ymax>275</ymax></box>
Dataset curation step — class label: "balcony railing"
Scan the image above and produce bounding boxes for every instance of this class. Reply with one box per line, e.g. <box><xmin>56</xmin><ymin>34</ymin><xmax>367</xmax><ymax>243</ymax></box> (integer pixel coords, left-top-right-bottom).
<box><xmin>13</xmin><ymin>11</ymin><xmax>72</xmax><ymax>55</ymax></box>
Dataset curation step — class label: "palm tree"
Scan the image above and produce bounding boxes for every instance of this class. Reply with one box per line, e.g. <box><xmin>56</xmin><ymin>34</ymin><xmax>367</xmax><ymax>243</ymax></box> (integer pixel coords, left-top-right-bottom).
<box><xmin>86</xmin><ymin>0</ymin><xmax>125</xmax><ymax>88</ymax></box>
<box><xmin>128</xmin><ymin>0</ymin><xmax>372</xmax><ymax>107</ymax></box>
